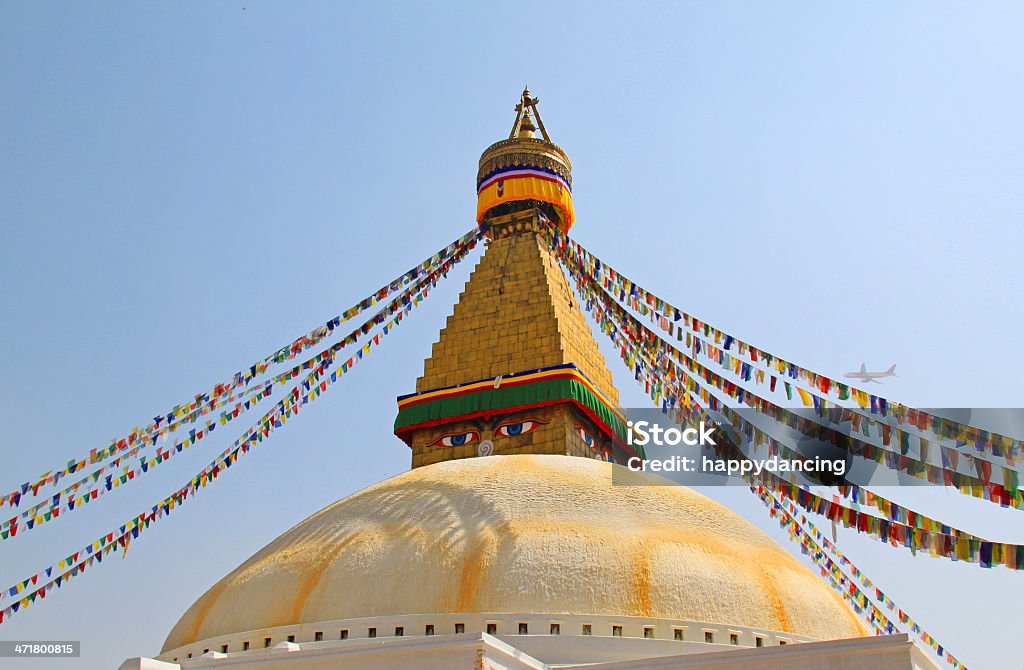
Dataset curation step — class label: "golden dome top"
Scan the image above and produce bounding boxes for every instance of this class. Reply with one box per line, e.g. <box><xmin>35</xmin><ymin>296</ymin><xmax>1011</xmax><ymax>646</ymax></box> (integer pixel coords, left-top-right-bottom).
<box><xmin>476</xmin><ymin>88</ymin><xmax>576</xmax><ymax>232</ymax></box>
<box><xmin>162</xmin><ymin>455</ymin><xmax>867</xmax><ymax>652</ymax></box>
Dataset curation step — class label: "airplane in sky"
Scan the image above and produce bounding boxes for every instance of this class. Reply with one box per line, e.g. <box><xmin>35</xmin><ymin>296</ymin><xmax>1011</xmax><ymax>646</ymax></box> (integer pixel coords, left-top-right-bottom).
<box><xmin>844</xmin><ymin>363</ymin><xmax>896</xmax><ymax>384</ymax></box>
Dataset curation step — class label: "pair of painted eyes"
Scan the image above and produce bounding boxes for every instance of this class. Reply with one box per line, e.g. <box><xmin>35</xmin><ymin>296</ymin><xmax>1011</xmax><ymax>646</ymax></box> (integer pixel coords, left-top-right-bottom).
<box><xmin>576</xmin><ymin>425</ymin><xmax>596</xmax><ymax>449</ymax></box>
<box><xmin>429</xmin><ymin>419</ymin><xmax>546</xmax><ymax>447</ymax></box>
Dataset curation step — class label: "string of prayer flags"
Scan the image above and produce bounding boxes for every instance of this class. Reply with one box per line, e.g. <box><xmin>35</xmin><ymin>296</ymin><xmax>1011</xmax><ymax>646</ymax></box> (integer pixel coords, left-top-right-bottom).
<box><xmin>0</xmin><ymin>367</ymin><xmax>322</xmax><ymax>619</ymax></box>
<box><xmin>580</xmin><ymin>280</ymin><xmax>967</xmax><ymax>669</ymax></box>
<box><xmin>727</xmin><ymin>421</ymin><xmax>1022</xmax><ymax>570</ymax></box>
<box><xmin>548</xmin><ymin>226</ymin><xmax>1021</xmax><ymax>468</ymax></box>
<box><xmin>0</xmin><ymin>227</ymin><xmax>481</xmax><ymax>511</ymax></box>
<box><xmin>0</xmin><ymin>382</ymin><xmax>273</xmax><ymax>540</ymax></box>
<box><xmin>628</xmin><ymin>310</ymin><xmax>1022</xmax><ymax>568</ymax></box>
<box><xmin>566</xmin><ymin>251</ymin><xmax>1023</xmax><ymax>569</ymax></box>
<box><xmin>0</xmin><ymin>233</ymin><xmax>481</xmax><ymax>541</ymax></box>
<box><xmin>754</xmin><ymin>488</ymin><xmax>967</xmax><ymax>669</ymax></box>
<box><xmin>0</xmin><ymin>261</ymin><xmax>450</xmax><ymax>619</ymax></box>
<box><xmin>772</xmin><ymin>494</ymin><xmax>968</xmax><ymax>669</ymax></box>
<box><xmin>757</xmin><ymin>488</ymin><xmax>900</xmax><ymax>636</ymax></box>
<box><xmin>710</xmin><ymin>409</ymin><xmax>1004</xmax><ymax>553</ymax></box>
<box><xmin>585</xmin><ymin>296</ymin><xmax>971</xmax><ymax>668</ymax></box>
<box><xmin>555</xmin><ymin>228</ymin><xmax>1020</xmax><ymax>481</ymax></box>
<box><xmin>610</xmin><ymin>295</ymin><xmax>1023</xmax><ymax>566</ymax></box>
<box><xmin>671</xmin><ymin>392</ymin><xmax>1004</xmax><ymax>554</ymax></box>
<box><xmin>554</xmin><ymin>235</ymin><xmax>1023</xmax><ymax>511</ymax></box>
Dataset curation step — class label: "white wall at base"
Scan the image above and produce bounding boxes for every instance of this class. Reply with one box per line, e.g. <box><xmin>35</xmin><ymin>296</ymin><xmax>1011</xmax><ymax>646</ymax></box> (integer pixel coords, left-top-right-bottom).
<box><xmin>158</xmin><ymin>611</ymin><xmax>814</xmax><ymax>663</ymax></box>
<box><xmin>123</xmin><ymin>632</ymin><xmax>942</xmax><ymax>670</ymax></box>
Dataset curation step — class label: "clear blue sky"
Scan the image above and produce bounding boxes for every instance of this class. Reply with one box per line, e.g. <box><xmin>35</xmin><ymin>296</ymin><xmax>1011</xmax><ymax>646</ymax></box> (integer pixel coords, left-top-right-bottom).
<box><xmin>1</xmin><ymin>3</ymin><xmax>1022</xmax><ymax>669</ymax></box>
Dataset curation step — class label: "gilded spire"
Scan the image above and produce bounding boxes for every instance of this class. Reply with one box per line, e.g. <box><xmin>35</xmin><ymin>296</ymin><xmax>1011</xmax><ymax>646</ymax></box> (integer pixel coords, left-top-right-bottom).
<box><xmin>395</xmin><ymin>90</ymin><xmax>626</xmax><ymax>469</ymax></box>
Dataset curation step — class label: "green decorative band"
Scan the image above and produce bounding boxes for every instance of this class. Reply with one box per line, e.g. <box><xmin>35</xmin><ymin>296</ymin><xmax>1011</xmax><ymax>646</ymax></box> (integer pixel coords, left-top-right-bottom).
<box><xmin>394</xmin><ymin>375</ymin><xmax>642</xmax><ymax>458</ymax></box>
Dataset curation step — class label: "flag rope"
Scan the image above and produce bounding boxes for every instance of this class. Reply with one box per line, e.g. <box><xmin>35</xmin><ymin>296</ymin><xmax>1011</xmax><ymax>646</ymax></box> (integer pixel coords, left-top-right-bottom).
<box><xmin>552</xmin><ymin>227</ymin><xmax>1022</xmax><ymax>568</ymax></box>
<box><xmin>550</xmin><ymin>229</ymin><xmax>1022</xmax><ymax>510</ymax></box>
<box><xmin>0</xmin><ymin>230</ymin><xmax>480</xmax><ymax>620</ymax></box>
<box><xmin>772</xmin><ymin>493</ymin><xmax>969</xmax><ymax>669</ymax></box>
<box><xmin>0</xmin><ymin>227</ymin><xmax>482</xmax><ymax>511</ymax></box>
<box><xmin>755</xmin><ymin>486</ymin><xmax>968</xmax><ymax>669</ymax></box>
<box><xmin>0</xmin><ymin>232</ymin><xmax>480</xmax><ymax>541</ymax></box>
<box><xmin>554</xmin><ymin>231</ymin><xmax>1020</xmax><ymax>470</ymax></box>
<box><xmin>560</xmin><ymin>243</ymin><xmax>969</xmax><ymax>667</ymax></box>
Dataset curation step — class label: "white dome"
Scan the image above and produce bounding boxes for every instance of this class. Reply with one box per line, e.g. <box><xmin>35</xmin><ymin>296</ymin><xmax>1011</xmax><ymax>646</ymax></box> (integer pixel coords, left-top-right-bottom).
<box><xmin>163</xmin><ymin>455</ymin><xmax>867</xmax><ymax>652</ymax></box>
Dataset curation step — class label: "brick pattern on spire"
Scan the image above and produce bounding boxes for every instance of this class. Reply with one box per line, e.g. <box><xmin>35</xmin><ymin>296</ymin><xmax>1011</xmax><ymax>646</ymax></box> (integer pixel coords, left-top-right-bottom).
<box><xmin>416</xmin><ymin>229</ymin><xmax>618</xmax><ymax>407</ymax></box>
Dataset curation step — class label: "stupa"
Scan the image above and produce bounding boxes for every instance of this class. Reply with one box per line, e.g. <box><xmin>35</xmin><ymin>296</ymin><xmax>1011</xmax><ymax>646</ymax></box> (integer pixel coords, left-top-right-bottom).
<box><xmin>122</xmin><ymin>89</ymin><xmax>938</xmax><ymax>670</ymax></box>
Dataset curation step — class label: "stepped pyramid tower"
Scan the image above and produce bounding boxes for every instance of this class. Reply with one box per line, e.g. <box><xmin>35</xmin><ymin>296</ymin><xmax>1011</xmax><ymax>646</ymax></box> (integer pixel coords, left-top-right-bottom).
<box><xmin>139</xmin><ymin>90</ymin><xmax>939</xmax><ymax>670</ymax></box>
<box><xmin>394</xmin><ymin>88</ymin><xmax>630</xmax><ymax>469</ymax></box>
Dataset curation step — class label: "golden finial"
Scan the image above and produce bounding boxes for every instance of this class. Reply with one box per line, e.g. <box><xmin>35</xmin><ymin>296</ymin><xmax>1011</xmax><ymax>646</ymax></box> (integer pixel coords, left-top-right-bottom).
<box><xmin>510</xmin><ymin>85</ymin><xmax>550</xmax><ymax>142</ymax></box>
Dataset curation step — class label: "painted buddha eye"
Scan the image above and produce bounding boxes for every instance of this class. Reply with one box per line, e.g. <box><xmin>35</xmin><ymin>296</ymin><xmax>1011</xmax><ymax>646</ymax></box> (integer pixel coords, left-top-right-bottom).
<box><xmin>429</xmin><ymin>431</ymin><xmax>480</xmax><ymax>447</ymax></box>
<box><xmin>575</xmin><ymin>425</ymin><xmax>595</xmax><ymax>449</ymax></box>
<box><xmin>495</xmin><ymin>418</ymin><xmax>547</xmax><ymax>437</ymax></box>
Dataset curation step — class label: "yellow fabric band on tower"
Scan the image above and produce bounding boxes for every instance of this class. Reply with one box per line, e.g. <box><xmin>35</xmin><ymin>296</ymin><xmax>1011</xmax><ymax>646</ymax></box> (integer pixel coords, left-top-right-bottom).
<box><xmin>476</xmin><ymin>174</ymin><xmax>575</xmax><ymax>232</ymax></box>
